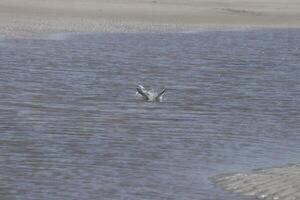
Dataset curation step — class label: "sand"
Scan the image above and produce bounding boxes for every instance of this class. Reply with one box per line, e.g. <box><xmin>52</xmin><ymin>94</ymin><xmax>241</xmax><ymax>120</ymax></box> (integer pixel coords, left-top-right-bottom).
<box><xmin>215</xmin><ymin>164</ymin><xmax>300</xmax><ymax>200</ymax></box>
<box><xmin>1</xmin><ymin>0</ymin><xmax>300</xmax><ymax>37</ymax></box>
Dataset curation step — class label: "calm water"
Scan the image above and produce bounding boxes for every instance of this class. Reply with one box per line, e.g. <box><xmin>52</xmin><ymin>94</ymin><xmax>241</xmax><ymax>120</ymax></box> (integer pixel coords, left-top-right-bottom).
<box><xmin>0</xmin><ymin>29</ymin><xmax>300</xmax><ymax>200</ymax></box>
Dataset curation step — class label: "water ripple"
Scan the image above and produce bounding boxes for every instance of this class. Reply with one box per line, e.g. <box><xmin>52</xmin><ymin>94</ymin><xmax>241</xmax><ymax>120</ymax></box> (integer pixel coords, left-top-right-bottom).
<box><xmin>0</xmin><ymin>29</ymin><xmax>300</xmax><ymax>200</ymax></box>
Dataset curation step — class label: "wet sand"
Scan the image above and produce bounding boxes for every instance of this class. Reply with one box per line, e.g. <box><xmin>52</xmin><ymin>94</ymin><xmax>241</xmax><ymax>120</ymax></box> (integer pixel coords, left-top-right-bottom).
<box><xmin>215</xmin><ymin>164</ymin><xmax>300</xmax><ymax>200</ymax></box>
<box><xmin>1</xmin><ymin>0</ymin><xmax>300</xmax><ymax>37</ymax></box>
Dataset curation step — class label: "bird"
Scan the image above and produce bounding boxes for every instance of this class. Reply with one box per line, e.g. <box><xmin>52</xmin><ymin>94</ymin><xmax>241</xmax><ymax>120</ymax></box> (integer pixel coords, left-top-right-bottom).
<box><xmin>136</xmin><ymin>85</ymin><xmax>166</xmax><ymax>102</ymax></box>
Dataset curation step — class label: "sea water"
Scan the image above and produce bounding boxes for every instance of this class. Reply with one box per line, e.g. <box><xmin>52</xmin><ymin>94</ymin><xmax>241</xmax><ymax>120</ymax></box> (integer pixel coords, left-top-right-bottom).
<box><xmin>0</xmin><ymin>29</ymin><xmax>300</xmax><ymax>200</ymax></box>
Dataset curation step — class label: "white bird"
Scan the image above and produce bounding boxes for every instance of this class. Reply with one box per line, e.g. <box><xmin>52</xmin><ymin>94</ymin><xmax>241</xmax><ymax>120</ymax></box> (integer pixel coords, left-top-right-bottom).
<box><xmin>136</xmin><ymin>85</ymin><xmax>166</xmax><ymax>102</ymax></box>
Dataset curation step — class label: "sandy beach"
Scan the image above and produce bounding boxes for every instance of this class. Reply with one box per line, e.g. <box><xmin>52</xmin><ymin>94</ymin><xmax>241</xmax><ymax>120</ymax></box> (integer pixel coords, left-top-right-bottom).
<box><xmin>1</xmin><ymin>0</ymin><xmax>300</xmax><ymax>37</ymax></box>
<box><xmin>215</xmin><ymin>164</ymin><xmax>300</xmax><ymax>200</ymax></box>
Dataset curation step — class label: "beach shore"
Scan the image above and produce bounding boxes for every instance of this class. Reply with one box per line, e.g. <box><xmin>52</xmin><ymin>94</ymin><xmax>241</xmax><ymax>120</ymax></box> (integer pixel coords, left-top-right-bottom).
<box><xmin>1</xmin><ymin>0</ymin><xmax>300</xmax><ymax>37</ymax></box>
<box><xmin>215</xmin><ymin>164</ymin><xmax>300</xmax><ymax>200</ymax></box>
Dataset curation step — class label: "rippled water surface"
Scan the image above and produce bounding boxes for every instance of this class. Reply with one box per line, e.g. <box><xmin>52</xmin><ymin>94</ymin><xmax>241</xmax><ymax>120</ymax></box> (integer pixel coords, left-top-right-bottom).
<box><xmin>1</xmin><ymin>29</ymin><xmax>300</xmax><ymax>200</ymax></box>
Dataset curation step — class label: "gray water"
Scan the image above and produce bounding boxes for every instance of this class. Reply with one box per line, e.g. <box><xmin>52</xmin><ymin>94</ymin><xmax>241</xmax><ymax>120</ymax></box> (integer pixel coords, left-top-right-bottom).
<box><xmin>0</xmin><ymin>29</ymin><xmax>300</xmax><ymax>200</ymax></box>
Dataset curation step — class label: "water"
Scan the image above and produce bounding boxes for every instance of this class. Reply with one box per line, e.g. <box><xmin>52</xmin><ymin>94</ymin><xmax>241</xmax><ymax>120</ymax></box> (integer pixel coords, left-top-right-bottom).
<box><xmin>0</xmin><ymin>29</ymin><xmax>300</xmax><ymax>200</ymax></box>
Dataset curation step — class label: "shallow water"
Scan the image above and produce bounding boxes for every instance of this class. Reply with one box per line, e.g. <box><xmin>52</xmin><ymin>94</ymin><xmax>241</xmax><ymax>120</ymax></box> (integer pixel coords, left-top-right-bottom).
<box><xmin>0</xmin><ymin>29</ymin><xmax>300</xmax><ymax>200</ymax></box>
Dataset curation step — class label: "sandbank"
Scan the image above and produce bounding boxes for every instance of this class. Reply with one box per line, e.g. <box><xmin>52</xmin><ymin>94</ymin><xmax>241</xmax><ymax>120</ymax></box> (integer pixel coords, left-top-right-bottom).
<box><xmin>1</xmin><ymin>0</ymin><xmax>300</xmax><ymax>37</ymax></box>
<box><xmin>215</xmin><ymin>164</ymin><xmax>300</xmax><ymax>200</ymax></box>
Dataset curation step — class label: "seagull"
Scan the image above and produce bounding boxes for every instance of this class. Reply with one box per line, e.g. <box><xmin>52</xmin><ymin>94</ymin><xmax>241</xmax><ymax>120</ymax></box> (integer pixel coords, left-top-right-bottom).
<box><xmin>136</xmin><ymin>85</ymin><xmax>166</xmax><ymax>102</ymax></box>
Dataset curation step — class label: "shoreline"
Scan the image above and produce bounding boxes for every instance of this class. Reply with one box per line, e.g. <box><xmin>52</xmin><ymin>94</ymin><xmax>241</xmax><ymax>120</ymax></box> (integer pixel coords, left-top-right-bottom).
<box><xmin>1</xmin><ymin>25</ymin><xmax>300</xmax><ymax>40</ymax></box>
<box><xmin>214</xmin><ymin>164</ymin><xmax>300</xmax><ymax>200</ymax></box>
<box><xmin>1</xmin><ymin>0</ymin><xmax>300</xmax><ymax>37</ymax></box>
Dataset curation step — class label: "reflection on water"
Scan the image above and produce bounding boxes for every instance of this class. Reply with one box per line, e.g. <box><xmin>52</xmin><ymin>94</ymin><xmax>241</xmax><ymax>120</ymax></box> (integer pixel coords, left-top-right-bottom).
<box><xmin>0</xmin><ymin>29</ymin><xmax>300</xmax><ymax>200</ymax></box>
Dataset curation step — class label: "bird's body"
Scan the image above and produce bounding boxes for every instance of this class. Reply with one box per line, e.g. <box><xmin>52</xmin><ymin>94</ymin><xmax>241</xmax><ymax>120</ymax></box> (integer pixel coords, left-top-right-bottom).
<box><xmin>136</xmin><ymin>85</ymin><xmax>166</xmax><ymax>102</ymax></box>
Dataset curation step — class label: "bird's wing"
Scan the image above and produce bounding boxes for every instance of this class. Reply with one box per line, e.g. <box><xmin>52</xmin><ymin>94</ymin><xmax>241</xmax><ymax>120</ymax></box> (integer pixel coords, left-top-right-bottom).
<box><xmin>155</xmin><ymin>88</ymin><xmax>166</xmax><ymax>100</ymax></box>
<box><xmin>138</xmin><ymin>85</ymin><xmax>146</xmax><ymax>90</ymax></box>
<box><xmin>136</xmin><ymin>87</ymin><xmax>149</xmax><ymax>100</ymax></box>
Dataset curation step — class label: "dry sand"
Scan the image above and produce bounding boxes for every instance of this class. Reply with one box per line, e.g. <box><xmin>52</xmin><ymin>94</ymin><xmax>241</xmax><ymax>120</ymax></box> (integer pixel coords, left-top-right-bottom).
<box><xmin>1</xmin><ymin>0</ymin><xmax>300</xmax><ymax>37</ymax></box>
<box><xmin>215</xmin><ymin>164</ymin><xmax>300</xmax><ymax>200</ymax></box>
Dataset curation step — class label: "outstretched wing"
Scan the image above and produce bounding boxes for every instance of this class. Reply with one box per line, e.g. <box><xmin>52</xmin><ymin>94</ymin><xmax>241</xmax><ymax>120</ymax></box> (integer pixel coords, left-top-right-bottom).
<box><xmin>155</xmin><ymin>88</ymin><xmax>166</xmax><ymax>100</ymax></box>
<box><xmin>136</xmin><ymin>87</ymin><xmax>149</xmax><ymax>100</ymax></box>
